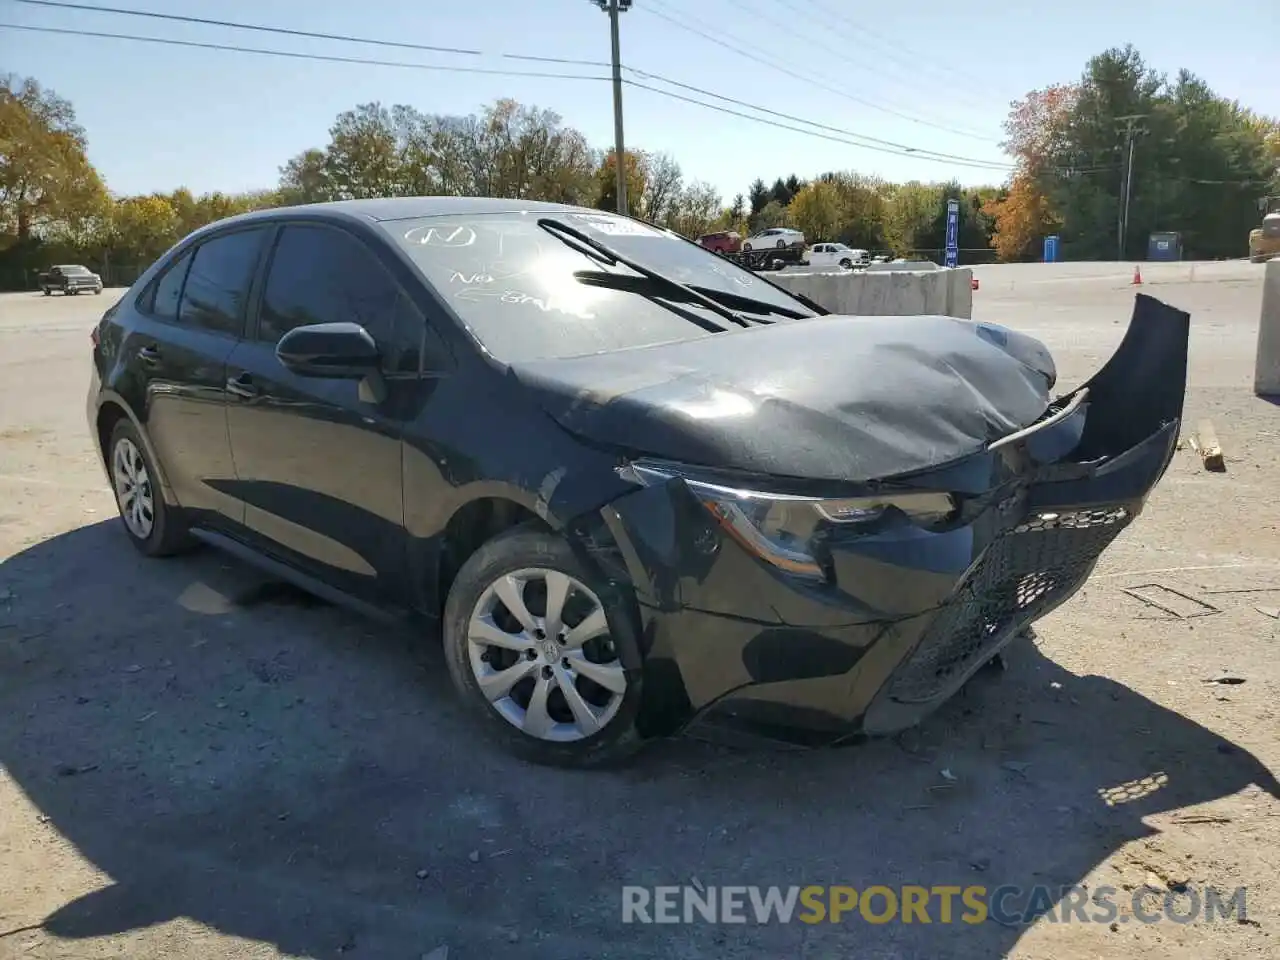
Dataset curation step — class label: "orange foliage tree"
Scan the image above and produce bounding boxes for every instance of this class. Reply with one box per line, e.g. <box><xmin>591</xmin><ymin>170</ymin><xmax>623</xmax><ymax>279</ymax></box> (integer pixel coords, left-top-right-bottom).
<box><xmin>984</xmin><ymin>84</ymin><xmax>1077</xmax><ymax>260</ymax></box>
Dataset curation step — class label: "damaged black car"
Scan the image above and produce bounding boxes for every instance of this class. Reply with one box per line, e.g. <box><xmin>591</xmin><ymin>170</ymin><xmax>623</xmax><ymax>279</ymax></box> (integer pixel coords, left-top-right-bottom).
<box><xmin>87</xmin><ymin>197</ymin><xmax>1190</xmax><ymax>766</ymax></box>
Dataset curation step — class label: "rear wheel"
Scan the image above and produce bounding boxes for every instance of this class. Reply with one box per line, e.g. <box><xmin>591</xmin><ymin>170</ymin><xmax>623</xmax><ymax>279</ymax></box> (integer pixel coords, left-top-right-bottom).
<box><xmin>107</xmin><ymin>419</ymin><xmax>191</xmax><ymax>557</ymax></box>
<box><xmin>442</xmin><ymin>527</ymin><xmax>643</xmax><ymax>767</ymax></box>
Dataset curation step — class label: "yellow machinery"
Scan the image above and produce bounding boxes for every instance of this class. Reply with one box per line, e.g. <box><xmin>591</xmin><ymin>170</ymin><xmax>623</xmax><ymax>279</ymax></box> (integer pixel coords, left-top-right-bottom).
<box><xmin>1250</xmin><ymin>196</ymin><xmax>1280</xmax><ymax>262</ymax></box>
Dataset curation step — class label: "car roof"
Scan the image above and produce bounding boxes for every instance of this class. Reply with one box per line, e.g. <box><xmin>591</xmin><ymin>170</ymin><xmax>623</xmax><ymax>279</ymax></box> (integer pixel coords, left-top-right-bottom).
<box><xmin>212</xmin><ymin>196</ymin><xmax>593</xmax><ymax>230</ymax></box>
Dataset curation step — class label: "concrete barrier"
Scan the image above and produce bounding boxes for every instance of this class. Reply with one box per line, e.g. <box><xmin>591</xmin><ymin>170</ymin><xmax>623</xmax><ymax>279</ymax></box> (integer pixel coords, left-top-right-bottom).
<box><xmin>1257</xmin><ymin>258</ymin><xmax>1280</xmax><ymax>396</ymax></box>
<box><xmin>765</xmin><ymin>267</ymin><xmax>974</xmax><ymax>319</ymax></box>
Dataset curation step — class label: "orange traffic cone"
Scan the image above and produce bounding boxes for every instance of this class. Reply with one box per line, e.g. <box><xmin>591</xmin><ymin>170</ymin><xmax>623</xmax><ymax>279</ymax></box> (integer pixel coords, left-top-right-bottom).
<box><xmin>1132</xmin><ymin>264</ymin><xmax>1143</xmax><ymax>285</ymax></box>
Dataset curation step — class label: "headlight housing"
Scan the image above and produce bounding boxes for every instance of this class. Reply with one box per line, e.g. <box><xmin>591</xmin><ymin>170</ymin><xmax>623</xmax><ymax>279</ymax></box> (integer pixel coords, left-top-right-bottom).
<box><xmin>624</xmin><ymin>461</ymin><xmax>956</xmax><ymax>580</ymax></box>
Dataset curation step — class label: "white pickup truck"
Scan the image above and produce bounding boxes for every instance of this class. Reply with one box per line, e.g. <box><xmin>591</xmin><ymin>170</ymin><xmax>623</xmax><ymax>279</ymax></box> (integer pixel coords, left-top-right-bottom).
<box><xmin>806</xmin><ymin>243</ymin><xmax>869</xmax><ymax>269</ymax></box>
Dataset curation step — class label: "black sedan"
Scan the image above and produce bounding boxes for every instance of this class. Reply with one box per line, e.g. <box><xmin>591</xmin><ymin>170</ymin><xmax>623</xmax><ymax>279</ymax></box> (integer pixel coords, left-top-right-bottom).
<box><xmin>86</xmin><ymin>197</ymin><xmax>1190</xmax><ymax>767</ymax></box>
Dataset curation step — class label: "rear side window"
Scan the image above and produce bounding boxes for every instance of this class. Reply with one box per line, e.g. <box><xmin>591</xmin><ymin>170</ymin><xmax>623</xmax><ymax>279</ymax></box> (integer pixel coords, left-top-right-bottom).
<box><xmin>258</xmin><ymin>223</ymin><xmax>425</xmax><ymax>375</ymax></box>
<box><xmin>150</xmin><ymin>250</ymin><xmax>193</xmax><ymax>321</ymax></box>
<box><xmin>177</xmin><ymin>229</ymin><xmax>266</xmax><ymax>336</ymax></box>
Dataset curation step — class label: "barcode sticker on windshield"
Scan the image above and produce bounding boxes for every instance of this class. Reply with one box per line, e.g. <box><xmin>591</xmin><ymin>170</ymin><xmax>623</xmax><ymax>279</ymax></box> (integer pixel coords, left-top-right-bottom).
<box><xmin>567</xmin><ymin>214</ymin><xmax>663</xmax><ymax>237</ymax></box>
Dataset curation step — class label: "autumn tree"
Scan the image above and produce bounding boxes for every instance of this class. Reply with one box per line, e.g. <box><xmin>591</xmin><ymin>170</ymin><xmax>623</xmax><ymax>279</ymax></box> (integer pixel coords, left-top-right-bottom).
<box><xmin>594</xmin><ymin>149</ymin><xmax>647</xmax><ymax>217</ymax></box>
<box><xmin>787</xmin><ymin>180</ymin><xmax>843</xmax><ymax>242</ymax></box>
<box><xmin>0</xmin><ymin>74</ymin><xmax>107</xmax><ymax>241</ymax></box>
<box><xmin>981</xmin><ymin>83</ymin><xmax>1077</xmax><ymax>260</ymax></box>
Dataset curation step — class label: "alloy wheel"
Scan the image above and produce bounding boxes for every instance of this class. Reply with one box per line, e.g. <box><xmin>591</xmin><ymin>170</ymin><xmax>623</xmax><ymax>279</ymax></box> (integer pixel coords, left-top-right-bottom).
<box><xmin>466</xmin><ymin>567</ymin><xmax>626</xmax><ymax>742</ymax></box>
<box><xmin>112</xmin><ymin>436</ymin><xmax>154</xmax><ymax>540</ymax></box>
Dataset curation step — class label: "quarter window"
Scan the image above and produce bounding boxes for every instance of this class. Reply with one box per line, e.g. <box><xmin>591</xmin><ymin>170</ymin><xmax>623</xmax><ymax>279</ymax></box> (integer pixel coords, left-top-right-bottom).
<box><xmin>150</xmin><ymin>250</ymin><xmax>193</xmax><ymax>321</ymax></box>
<box><xmin>177</xmin><ymin>229</ymin><xmax>266</xmax><ymax>336</ymax></box>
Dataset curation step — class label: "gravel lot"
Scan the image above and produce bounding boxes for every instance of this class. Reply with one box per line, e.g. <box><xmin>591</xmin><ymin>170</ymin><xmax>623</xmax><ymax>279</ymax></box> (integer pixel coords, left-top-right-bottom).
<box><xmin>1</xmin><ymin>262</ymin><xmax>1278</xmax><ymax>960</ymax></box>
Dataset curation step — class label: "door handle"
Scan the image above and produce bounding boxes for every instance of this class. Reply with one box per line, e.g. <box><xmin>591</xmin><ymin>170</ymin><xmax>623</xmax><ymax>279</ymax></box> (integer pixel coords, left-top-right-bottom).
<box><xmin>137</xmin><ymin>344</ymin><xmax>161</xmax><ymax>365</ymax></box>
<box><xmin>225</xmin><ymin>372</ymin><xmax>260</xmax><ymax>399</ymax></box>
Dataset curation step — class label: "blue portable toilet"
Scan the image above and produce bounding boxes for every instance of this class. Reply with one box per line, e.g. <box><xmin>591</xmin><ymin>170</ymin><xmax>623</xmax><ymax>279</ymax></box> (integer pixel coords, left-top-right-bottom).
<box><xmin>1148</xmin><ymin>232</ymin><xmax>1182</xmax><ymax>261</ymax></box>
<box><xmin>1043</xmin><ymin>235</ymin><xmax>1060</xmax><ymax>263</ymax></box>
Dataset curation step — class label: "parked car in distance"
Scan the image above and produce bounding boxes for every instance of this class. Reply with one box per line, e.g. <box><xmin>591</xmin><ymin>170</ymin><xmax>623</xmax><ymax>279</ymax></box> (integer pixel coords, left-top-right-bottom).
<box><xmin>88</xmin><ymin>197</ymin><xmax>1190</xmax><ymax>768</ymax></box>
<box><xmin>743</xmin><ymin>227</ymin><xmax>804</xmax><ymax>251</ymax></box>
<box><xmin>697</xmin><ymin>230</ymin><xmax>741</xmax><ymax>254</ymax></box>
<box><xmin>40</xmin><ymin>264</ymin><xmax>103</xmax><ymax>296</ymax></box>
<box><xmin>808</xmin><ymin>243</ymin><xmax>870</xmax><ymax>269</ymax></box>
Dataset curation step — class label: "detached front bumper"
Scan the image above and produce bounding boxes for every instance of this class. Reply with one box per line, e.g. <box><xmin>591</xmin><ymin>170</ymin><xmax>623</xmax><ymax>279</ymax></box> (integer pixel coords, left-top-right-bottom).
<box><xmin>587</xmin><ymin>295</ymin><xmax>1190</xmax><ymax>743</ymax></box>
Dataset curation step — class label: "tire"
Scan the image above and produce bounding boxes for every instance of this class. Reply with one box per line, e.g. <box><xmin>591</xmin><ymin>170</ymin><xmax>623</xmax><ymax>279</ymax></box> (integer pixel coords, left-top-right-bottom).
<box><xmin>839</xmin><ymin>258</ymin><xmax>852</xmax><ymax>269</ymax></box>
<box><xmin>775</xmin><ymin>239</ymin><xmax>786</xmax><ymax>249</ymax></box>
<box><xmin>107</xmin><ymin>418</ymin><xmax>192</xmax><ymax>557</ymax></box>
<box><xmin>743</xmin><ymin>243</ymin><xmax>753</xmax><ymax>252</ymax></box>
<box><xmin>41</xmin><ymin>287</ymin><xmax>51</xmax><ymax>296</ymax></box>
<box><xmin>442</xmin><ymin>526</ymin><xmax>644</xmax><ymax>767</ymax></box>
<box><xmin>94</xmin><ymin>287</ymin><xmax>103</xmax><ymax>295</ymax></box>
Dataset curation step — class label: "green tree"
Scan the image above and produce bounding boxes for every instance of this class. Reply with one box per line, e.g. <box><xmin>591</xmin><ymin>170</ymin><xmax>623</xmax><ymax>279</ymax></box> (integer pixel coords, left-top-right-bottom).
<box><xmin>0</xmin><ymin>74</ymin><xmax>107</xmax><ymax>241</ymax></box>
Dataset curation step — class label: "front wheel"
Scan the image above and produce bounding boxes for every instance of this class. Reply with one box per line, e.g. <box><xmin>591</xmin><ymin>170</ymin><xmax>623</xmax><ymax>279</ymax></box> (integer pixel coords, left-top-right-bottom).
<box><xmin>107</xmin><ymin>419</ymin><xmax>192</xmax><ymax>557</ymax></box>
<box><xmin>94</xmin><ymin>287</ymin><xmax>103</xmax><ymax>295</ymax></box>
<box><xmin>442</xmin><ymin>527</ymin><xmax>643</xmax><ymax>767</ymax></box>
<box><xmin>839</xmin><ymin>258</ymin><xmax>852</xmax><ymax>269</ymax></box>
<box><xmin>41</xmin><ymin>287</ymin><xmax>51</xmax><ymax>296</ymax></box>
<box><xmin>775</xmin><ymin>239</ymin><xmax>787</xmax><ymax>249</ymax></box>
<box><xmin>743</xmin><ymin>242</ymin><xmax>753</xmax><ymax>252</ymax></box>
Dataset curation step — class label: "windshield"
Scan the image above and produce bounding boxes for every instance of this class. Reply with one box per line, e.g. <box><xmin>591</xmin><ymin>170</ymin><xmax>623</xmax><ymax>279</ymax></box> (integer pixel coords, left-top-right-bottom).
<box><xmin>57</xmin><ymin>265</ymin><xmax>90</xmax><ymax>275</ymax></box>
<box><xmin>386</xmin><ymin>212</ymin><xmax>811</xmax><ymax>363</ymax></box>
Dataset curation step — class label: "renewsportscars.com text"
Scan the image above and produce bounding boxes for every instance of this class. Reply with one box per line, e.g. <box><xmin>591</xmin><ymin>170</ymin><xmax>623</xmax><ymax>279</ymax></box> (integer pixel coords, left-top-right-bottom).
<box><xmin>621</xmin><ymin>884</ymin><xmax>1249</xmax><ymax>926</ymax></box>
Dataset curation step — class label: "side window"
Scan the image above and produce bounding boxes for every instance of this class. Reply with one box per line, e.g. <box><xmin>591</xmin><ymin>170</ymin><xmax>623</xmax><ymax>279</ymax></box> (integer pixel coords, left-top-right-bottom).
<box><xmin>178</xmin><ymin>229</ymin><xmax>266</xmax><ymax>336</ymax></box>
<box><xmin>150</xmin><ymin>250</ymin><xmax>193</xmax><ymax>321</ymax></box>
<box><xmin>259</xmin><ymin>224</ymin><xmax>424</xmax><ymax>375</ymax></box>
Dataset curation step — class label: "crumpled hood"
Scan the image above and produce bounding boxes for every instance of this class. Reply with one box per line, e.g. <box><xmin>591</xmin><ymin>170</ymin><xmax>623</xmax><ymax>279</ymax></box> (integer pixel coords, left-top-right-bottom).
<box><xmin>508</xmin><ymin>313</ymin><xmax>1057</xmax><ymax>482</ymax></box>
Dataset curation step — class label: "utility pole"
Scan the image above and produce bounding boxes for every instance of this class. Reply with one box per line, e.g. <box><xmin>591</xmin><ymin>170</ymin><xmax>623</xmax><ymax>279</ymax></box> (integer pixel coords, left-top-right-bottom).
<box><xmin>592</xmin><ymin>0</ymin><xmax>631</xmax><ymax>215</ymax></box>
<box><xmin>1116</xmin><ymin>114</ymin><xmax>1146</xmax><ymax>260</ymax></box>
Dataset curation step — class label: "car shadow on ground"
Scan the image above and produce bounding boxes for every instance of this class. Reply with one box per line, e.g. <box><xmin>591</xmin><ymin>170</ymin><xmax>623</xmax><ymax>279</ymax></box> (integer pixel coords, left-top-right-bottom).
<box><xmin>1</xmin><ymin>520</ymin><xmax>1277</xmax><ymax>959</ymax></box>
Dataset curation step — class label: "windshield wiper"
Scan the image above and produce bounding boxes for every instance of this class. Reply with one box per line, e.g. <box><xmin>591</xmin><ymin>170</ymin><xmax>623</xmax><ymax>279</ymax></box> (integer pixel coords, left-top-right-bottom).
<box><xmin>537</xmin><ymin>218</ymin><xmax>751</xmax><ymax>329</ymax></box>
<box><xmin>571</xmin><ymin>272</ymin><xmax>812</xmax><ymax>323</ymax></box>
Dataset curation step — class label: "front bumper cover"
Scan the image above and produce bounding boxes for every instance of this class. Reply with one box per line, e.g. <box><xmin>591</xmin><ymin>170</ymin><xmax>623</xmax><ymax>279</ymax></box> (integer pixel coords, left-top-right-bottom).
<box><xmin>581</xmin><ymin>294</ymin><xmax>1190</xmax><ymax>744</ymax></box>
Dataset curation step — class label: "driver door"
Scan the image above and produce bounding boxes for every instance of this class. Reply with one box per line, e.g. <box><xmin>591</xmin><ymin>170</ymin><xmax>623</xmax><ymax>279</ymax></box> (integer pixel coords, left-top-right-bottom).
<box><xmin>223</xmin><ymin>222</ymin><xmax>424</xmax><ymax>603</ymax></box>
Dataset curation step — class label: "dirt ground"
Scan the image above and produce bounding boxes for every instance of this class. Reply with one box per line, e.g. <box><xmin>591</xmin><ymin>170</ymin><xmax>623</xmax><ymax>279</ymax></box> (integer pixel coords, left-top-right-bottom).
<box><xmin>1</xmin><ymin>262</ymin><xmax>1278</xmax><ymax>960</ymax></box>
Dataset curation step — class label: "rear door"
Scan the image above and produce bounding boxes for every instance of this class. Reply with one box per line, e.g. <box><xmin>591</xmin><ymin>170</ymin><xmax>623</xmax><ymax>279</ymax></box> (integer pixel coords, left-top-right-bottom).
<box><xmin>223</xmin><ymin>222</ymin><xmax>426</xmax><ymax>602</ymax></box>
<box><xmin>124</xmin><ymin>227</ymin><xmax>268</xmax><ymax>528</ymax></box>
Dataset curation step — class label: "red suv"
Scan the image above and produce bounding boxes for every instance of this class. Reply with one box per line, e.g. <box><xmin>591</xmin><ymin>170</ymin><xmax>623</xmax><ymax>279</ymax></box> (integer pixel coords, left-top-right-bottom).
<box><xmin>697</xmin><ymin>231</ymin><xmax>742</xmax><ymax>254</ymax></box>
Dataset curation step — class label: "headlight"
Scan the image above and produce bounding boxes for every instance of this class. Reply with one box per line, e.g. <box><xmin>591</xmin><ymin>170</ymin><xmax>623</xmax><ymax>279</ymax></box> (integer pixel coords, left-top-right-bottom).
<box><xmin>624</xmin><ymin>462</ymin><xmax>956</xmax><ymax>580</ymax></box>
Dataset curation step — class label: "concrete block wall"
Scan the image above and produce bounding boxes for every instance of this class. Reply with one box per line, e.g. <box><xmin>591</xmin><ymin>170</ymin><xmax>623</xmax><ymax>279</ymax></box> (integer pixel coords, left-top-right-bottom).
<box><xmin>765</xmin><ymin>268</ymin><xmax>974</xmax><ymax>319</ymax></box>
<box><xmin>1256</xmin><ymin>258</ymin><xmax>1280</xmax><ymax>396</ymax></box>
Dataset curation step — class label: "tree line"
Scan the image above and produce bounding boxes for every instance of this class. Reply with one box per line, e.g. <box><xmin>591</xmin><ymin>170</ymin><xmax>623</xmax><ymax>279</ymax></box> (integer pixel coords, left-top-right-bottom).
<box><xmin>2</xmin><ymin>45</ymin><xmax>1277</xmax><ymax>289</ymax></box>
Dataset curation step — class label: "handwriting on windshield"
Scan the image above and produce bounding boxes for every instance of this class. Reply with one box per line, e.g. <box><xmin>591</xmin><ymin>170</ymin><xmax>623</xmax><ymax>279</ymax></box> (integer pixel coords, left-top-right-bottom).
<box><xmin>454</xmin><ymin>287</ymin><xmax>596</xmax><ymax>319</ymax></box>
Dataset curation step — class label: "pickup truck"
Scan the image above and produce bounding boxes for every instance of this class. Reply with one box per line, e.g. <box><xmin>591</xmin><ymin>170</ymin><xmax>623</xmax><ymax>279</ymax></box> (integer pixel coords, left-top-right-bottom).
<box><xmin>39</xmin><ymin>264</ymin><xmax>103</xmax><ymax>296</ymax></box>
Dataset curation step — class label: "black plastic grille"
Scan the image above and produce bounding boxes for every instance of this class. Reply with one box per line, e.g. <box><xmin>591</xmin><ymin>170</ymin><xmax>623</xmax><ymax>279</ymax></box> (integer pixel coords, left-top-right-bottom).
<box><xmin>886</xmin><ymin>506</ymin><xmax>1132</xmax><ymax>704</ymax></box>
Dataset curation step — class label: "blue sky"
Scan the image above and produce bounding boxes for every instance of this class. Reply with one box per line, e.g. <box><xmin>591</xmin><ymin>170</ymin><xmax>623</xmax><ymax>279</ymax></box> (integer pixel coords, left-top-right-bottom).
<box><xmin>3</xmin><ymin>0</ymin><xmax>1276</xmax><ymax>203</ymax></box>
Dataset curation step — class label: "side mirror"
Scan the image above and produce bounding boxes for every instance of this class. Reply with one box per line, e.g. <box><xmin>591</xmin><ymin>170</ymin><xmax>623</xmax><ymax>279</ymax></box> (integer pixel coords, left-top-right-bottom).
<box><xmin>276</xmin><ymin>322</ymin><xmax>380</xmax><ymax>379</ymax></box>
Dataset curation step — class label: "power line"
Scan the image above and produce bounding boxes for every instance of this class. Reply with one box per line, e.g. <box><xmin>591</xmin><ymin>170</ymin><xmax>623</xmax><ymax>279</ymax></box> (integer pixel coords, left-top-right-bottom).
<box><xmin>624</xmin><ymin>79</ymin><xmax>1011</xmax><ymax>171</ymax></box>
<box><xmin>8</xmin><ymin>0</ymin><xmax>611</xmax><ymax>67</ymax></box>
<box><xmin>625</xmin><ymin>68</ymin><xmax>1012</xmax><ymax>169</ymax></box>
<box><xmin>805</xmin><ymin>0</ymin><xmax>992</xmax><ymax>91</ymax></box>
<box><xmin>8</xmin><ymin>8</ymin><xmax>1014</xmax><ymax>171</ymax></box>
<box><xmin>0</xmin><ymin>22</ymin><xmax>613</xmax><ymax>81</ymax></box>
<box><xmin>730</xmin><ymin>0</ymin><xmax>998</xmax><ymax>141</ymax></box>
<box><xmin>639</xmin><ymin>0</ymin><xmax>999</xmax><ymax>144</ymax></box>
<box><xmin>5</xmin><ymin>12</ymin><xmax>1013</xmax><ymax>172</ymax></box>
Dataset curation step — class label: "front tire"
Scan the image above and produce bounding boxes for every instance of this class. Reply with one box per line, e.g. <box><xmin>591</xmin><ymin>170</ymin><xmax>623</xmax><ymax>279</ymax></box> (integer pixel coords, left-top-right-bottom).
<box><xmin>743</xmin><ymin>242</ymin><xmax>753</xmax><ymax>252</ymax></box>
<box><xmin>775</xmin><ymin>239</ymin><xmax>786</xmax><ymax>249</ymax></box>
<box><xmin>107</xmin><ymin>419</ymin><xmax>191</xmax><ymax>557</ymax></box>
<box><xmin>442</xmin><ymin>527</ymin><xmax>643</xmax><ymax>767</ymax></box>
<box><xmin>839</xmin><ymin>258</ymin><xmax>852</xmax><ymax>269</ymax></box>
